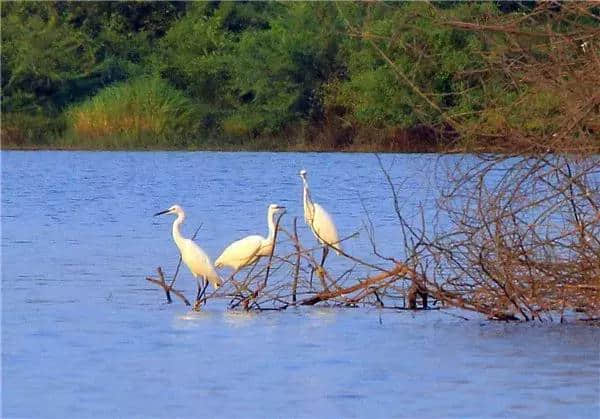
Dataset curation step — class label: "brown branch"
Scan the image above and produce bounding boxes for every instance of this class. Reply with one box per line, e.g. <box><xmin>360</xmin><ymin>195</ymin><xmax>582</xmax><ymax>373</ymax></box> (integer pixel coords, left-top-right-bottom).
<box><xmin>443</xmin><ymin>21</ymin><xmax>557</xmax><ymax>38</ymax></box>
<box><xmin>146</xmin><ymin>266</ymin><xmax>191</xmax><ymax>306</ymax></box>
<box><xmin>262</xmin><ymin>211</ymin><xmax>286</xmax><ymax>289</ymax></box>
<box><xmin>300</xmin><ymin>263</ymin><xmax>410</xmax><ymax>306</ymax></box>
<box><xmin>292</xmin><ymin>217</ymin><xmax>301</xmax><ymax>303</ymax></box>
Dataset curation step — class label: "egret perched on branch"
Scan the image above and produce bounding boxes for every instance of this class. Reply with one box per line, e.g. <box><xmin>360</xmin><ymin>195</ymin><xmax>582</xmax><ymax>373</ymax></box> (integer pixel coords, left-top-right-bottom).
<box><xmin>215</xmin><ymin>204</ymin><xmax>286</xmax><ymax>275</ymax></box>
<box><xmin>299</xmin><ymin>169</ymin><xmax>342</xmax><ymax>271</ymax></box>
<box><xmin>154</xmin><ymin>205</ymin><xmax>221</xmax><ymax>303</ymax></box>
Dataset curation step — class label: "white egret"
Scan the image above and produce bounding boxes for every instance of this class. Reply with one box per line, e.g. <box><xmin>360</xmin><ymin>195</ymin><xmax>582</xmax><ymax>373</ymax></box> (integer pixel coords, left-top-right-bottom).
<box><xmin>299</xmin><ymin>169</ymin><xmax>342</xmax><ymax>272</ymax></box>
<box><xmin>215</xmin><ymin>204</ymin><xmax>286</xmax><ymax>273</ymax></box>
<box><xmin>154</xmin><ymin>205</ymin><xmax>221</xmax><ymax>304</ymax></box>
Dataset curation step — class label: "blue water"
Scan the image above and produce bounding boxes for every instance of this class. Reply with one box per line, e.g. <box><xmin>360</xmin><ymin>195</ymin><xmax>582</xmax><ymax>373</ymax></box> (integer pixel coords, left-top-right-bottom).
<box><xmin>2</xmin><ymin>151</ymin><xmax>599</xmax><ymax>418</ymax></box>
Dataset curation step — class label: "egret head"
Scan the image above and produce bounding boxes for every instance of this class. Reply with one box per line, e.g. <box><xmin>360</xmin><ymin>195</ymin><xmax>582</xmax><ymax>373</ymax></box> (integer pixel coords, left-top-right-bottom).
<box><xmin>153</xmin><ymin>204</ymin><xmax>183</xmax><ymax>217</ymax></box>
<box><xmin>268</xmin><ymin>203</ymin><xmax>286</xmax><ymax>215</ymax></box>
<box><xmin>299</xmin><ymin>169</ymin><xmax>307</xmax><ymax>180</ymax></box>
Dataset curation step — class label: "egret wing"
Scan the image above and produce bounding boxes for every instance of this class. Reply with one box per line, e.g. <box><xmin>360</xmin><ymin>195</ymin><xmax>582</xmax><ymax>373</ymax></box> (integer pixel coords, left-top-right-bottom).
<box><xmin>182</xmin><ymin>239</ymin><xmax>221</xmax><ymax>288</ymax></box>
<box><xmin>215</xmin><ymin>235</ymin><xmax>264</xmax><ymax>270</ymax></box>
<box><xmin>312</xmin><ymin>203</ymin><xmax>342</xmax><ymax>254</ymax></box>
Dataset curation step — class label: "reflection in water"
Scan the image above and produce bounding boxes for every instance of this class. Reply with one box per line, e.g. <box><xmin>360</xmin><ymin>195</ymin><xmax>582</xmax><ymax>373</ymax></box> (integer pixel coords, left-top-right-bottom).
<box><xmin>175</xmin><ymin>310</ymin><xmax>215</xmax><ymax>324</ymax></box>
<box><xmin>2</xmin><ymin>151</ymin><xmax>599</xmax><ymax>418</ymax></box>
<box><xmin>223</xmin><ymin>310</ymin><xmax>259</xmax><ymax>327</ymax></box>
<box><xmin>307</xmin><ymin>307</ymin><xmax>339</xmax><ymax>325</ymax></box>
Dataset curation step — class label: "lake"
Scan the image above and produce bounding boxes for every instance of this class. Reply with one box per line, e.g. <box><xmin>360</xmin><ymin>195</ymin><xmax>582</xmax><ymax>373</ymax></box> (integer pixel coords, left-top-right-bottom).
<box><xmin>2</xmin><ymin>151</ymin><xmax>599</xmax><ymax>418</ymax></box>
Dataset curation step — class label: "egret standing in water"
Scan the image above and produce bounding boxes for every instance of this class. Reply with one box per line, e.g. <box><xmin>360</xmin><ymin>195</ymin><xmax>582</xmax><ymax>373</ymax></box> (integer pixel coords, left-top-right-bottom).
<box><xmin>299</xmin><ymin>169</ymin><xmax>342</xmax><ymax>282</ymax></box>
<box><xmin>154</xmin><ymin>205</ymin><xmax>221</xmax><ymax>305</ymax></box>
<box><xmin>215</xmin><ymin>204</ymin><xmax>286</xmax><ymax>276</ymax></box>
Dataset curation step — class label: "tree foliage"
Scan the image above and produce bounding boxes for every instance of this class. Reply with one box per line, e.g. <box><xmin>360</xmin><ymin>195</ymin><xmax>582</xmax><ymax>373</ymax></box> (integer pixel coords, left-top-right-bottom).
<box><xmin>1</xmin><ymin>1</ymin><xmax>598</xmax><ymax>149</ymax></box>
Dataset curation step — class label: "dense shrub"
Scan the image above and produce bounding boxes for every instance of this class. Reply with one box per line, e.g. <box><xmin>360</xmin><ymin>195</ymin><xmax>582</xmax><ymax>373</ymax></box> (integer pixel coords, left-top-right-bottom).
<box><xmin>1</xmin><ymin>1</ymin><xmax>597</xmax><ymax>150</ymax></box>
<box><xmin>1</xmin><ymin>113</ymin><xmax>65</xmax><ymax>147</ymax></box>
<box><xmin>64</xmin><ymin>77</ymin><xmax>200</xmax><ymax>148</ymax></box>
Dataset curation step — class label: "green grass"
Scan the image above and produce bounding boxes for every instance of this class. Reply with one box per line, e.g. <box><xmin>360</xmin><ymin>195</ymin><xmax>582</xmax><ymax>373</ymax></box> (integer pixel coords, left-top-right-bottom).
<box><xmin>61</xmin><ymin>76</ymin><xmax>202</xmax><ymax>149</ymax></box>
<box><xmin>1</xmin><ymin>113</ymin><xmax>66</xmax><ymax>147</ymax></box>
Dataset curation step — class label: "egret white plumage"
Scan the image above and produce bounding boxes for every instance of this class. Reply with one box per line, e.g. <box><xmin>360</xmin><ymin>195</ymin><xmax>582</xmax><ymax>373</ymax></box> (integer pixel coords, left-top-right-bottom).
<box><xmin>154</xmin><ymin>205</ymin><xmax>221</xmax><ymax>304</ymax></box>
<box><xmin>215</xmin><ymin>204</ymin><xmax>286</xmax><ymax>274</ymax></box>
<box><xmin>299</xmin><ymin>169</ymin><xmax>342</xmax><ymax>272</ymax></box>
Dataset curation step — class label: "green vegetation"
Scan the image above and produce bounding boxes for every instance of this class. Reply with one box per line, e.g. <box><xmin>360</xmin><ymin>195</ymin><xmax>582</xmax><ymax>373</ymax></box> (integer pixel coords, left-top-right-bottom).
<box><xmin>2</xmin><ymin>1</ymin><xmax>598</xmax><ymax>151</ymax></box>
<box><xmin>62</xmin><ymin>76</ymin><xmax>200</xmax><ymax>149</ymax></box>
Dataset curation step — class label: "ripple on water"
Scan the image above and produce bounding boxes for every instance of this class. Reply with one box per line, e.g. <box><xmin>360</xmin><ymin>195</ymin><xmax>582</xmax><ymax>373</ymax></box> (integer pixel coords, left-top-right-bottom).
<box><xmin>2</xmin><ymin>151</ymin><xmax>599</xmax><ymax>419</ymax></box>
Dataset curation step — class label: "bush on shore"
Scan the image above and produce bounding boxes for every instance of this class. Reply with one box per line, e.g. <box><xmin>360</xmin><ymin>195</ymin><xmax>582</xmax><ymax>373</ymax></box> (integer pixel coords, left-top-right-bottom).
<box><xmin>1</xmin><ymin>2</ymin><xmax>598</xmax><ymax>152</ymax></box>
<box><xmin>62</xmin><ymin>77</ymin><xmax>201</xmax><ymax>149</ymax></box>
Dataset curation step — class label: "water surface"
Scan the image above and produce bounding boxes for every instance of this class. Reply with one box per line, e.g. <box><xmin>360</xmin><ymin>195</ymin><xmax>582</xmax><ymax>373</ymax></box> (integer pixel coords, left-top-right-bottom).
<box><xmin>2</xmin><ymin>151</ymin><xmax>599</xmax><ymax>418</ymax></box>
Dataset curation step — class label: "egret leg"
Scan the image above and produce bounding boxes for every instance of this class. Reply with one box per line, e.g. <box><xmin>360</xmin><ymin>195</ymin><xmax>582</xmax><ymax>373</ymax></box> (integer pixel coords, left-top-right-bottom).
<box><xmin>310</xmin><ymin>246</ymin><xmax>330</xmax><ymax>291</ymax></box>
<box><xmin>199</xmin><ymin>278</ymin><xmax>209</xmax><ymax>301</ymax></box>
<box><xmin>194</xmin><ymin>277</ymin><xmax>209</xmax><ymax>311</ymax></box>
<box><xmin>318</xmin><ymin>246</ymin><xmax>330</xmax><ymax>291</ymax></box>
<box><xmin>320</xmin><ymin>246</ymin><xmax>330</xmax><ymax>268</ymax></box>
<box><xmin>236</xmin><ymin>263</ymin><xmax>258</xmax><ymax>297</ymax></box>
<box><xmin>228</xmin><ymin>269</ymin><xmax>248</xmax><ymax>307</ymax></box>
<box><xmin>194</xmin><ymin>279</ymin><xmax>202</xmax><ymax>311</ymax></box>
<box><xmin>230</xmin><ymin>270</ymin><xmax>245</xmax><ymax>295</ymax></box>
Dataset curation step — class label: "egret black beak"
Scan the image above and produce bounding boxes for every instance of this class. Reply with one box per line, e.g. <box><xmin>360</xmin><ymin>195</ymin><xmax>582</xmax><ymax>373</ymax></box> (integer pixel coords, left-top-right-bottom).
<box><xmin>153</xmin><ymin>209</ymin><xmax>170</xmax><ymax>217</ymax></box>
<box><xmin>277</xmin><ymin>206</ymin><xmax>286</xmax><ymax>210</ymax></box>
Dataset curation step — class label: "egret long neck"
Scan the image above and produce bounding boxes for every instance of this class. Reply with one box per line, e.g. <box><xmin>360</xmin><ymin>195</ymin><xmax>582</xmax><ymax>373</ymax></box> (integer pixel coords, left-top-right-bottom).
<box><xmin>266</xmin><ymin>209</ymin><xmax>277</xmax><ymax>242</ymax></box>
<box><xmin>171</xmin><ymin>212</ymin><xmax>186</xmax><ymax>251</ymax></box>
<box><xmin>302</xmin><ymin>179</ymin><xmax>314</xmax><ymax>220</ymax></box>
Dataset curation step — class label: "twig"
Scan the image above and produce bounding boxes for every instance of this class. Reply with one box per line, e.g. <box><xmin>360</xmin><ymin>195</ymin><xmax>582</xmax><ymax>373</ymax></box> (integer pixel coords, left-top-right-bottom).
<box><xmin>146</xmin><ymin>267</ymin><xmax>191</xmax><ymax>306</ymax></box>
<box><xmin>292</xmin><ymin>217</ymin><xmax>300</xmax><ymax>303</ymax></box>
<box><xmin>262</xmin><ymin>211</ymin><xmax>286</xmax><ymax>289</ymax></box>
<box><xmin>300</xmin><ymin>263</ymin><xmax>409</xmax><ymax>306</ymax></box>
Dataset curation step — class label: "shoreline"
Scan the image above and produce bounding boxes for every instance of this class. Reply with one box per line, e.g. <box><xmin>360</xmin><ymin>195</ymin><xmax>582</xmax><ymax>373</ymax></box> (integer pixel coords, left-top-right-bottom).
<box><xmin>0</xmin><ymin>143</ymin><xmax>455</xmax><ymax>154</ymax></box>
<box><xmin>4</xmin><ymin>139</ymin><xmax>596</xmax><ymax>154</ymax></box>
